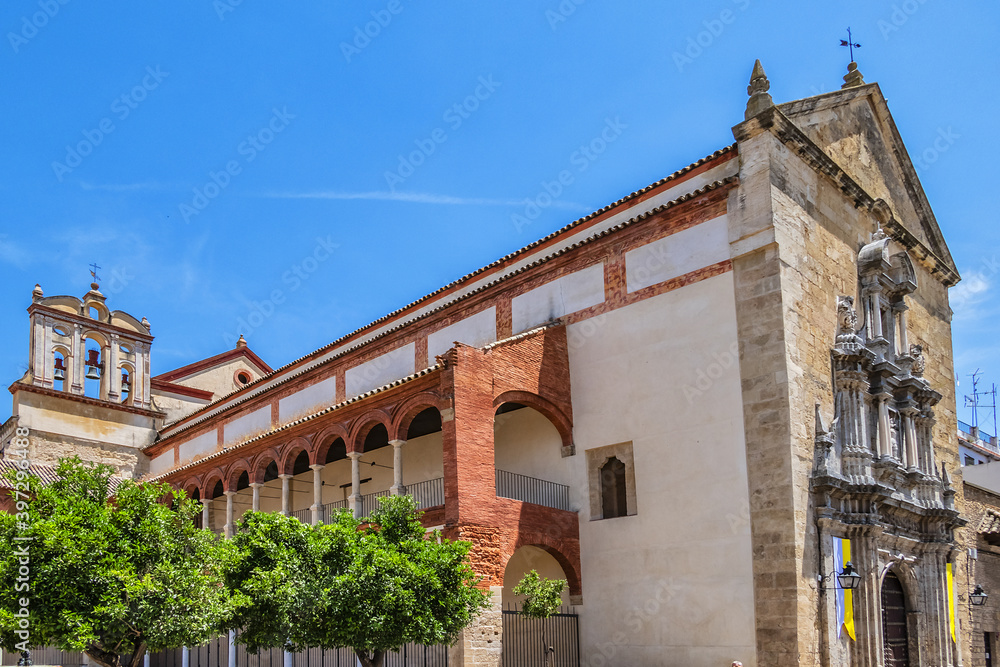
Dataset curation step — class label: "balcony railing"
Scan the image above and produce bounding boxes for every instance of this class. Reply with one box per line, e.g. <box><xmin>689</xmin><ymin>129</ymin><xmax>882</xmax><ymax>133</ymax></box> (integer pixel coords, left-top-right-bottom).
<box><xmin>290</xmin><ymin>507</ymin><xmax>312</xmax><ymax>524</ymax></box>
<box><xmin>495</xmin><ymin>469</ymin><xmax>570</xmax><ymax>511</ymax></box>
<box><xmin>405</xmin><ymin>477</ymin><xmax>445</xmax><ymax>509</ymax></box>
<box><xmin>272</xmin><ymin>478</ymin><xmax>447</xmax><ymax>525</ymax></box>
<box><xmin>959</xmin><ymin>419</ymin><xmax>999</xmax><ymax>452</ymax></box>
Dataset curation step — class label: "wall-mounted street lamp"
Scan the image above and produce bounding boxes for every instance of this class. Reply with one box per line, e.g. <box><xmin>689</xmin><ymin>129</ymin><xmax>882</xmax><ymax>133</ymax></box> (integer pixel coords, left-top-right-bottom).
<box><xmin>971</xmin><ymin>585</ymin><xmax>988</xmax><ymax>607</ymax></box>
<box><xmin>821</xmin><ymin>562</ymin><xmax>862</xmax><ymax>591</ymax></box>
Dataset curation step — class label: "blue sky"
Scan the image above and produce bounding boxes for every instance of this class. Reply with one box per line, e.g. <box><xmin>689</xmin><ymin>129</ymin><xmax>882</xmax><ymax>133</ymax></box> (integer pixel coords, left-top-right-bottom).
<box><xmin>0</xmin><ymin>2</ymin><xmax>997</xmax><ymax>428</ymax></box>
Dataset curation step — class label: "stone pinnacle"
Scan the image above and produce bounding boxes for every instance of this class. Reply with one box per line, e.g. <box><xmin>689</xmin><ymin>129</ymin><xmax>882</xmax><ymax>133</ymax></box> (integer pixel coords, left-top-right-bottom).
<box><xmin>745</xmin><ymin>59</ymin><xmax>774</xmax><ymax>120</ymax></box>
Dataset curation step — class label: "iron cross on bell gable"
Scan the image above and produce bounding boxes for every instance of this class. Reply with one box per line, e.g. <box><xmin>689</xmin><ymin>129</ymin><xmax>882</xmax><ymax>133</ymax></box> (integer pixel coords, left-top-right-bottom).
<box><xmin>840</xmin><ymin>27</ymin><xmax>861</xmax><ymax>62</ymax></box>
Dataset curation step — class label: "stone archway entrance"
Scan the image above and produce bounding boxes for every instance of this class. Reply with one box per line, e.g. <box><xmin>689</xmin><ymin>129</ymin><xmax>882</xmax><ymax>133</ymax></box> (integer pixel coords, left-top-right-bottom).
<box><xmin>881</xmin><ymin>571</ymin><xmax>911</xmax><ymax>667</ymax></box>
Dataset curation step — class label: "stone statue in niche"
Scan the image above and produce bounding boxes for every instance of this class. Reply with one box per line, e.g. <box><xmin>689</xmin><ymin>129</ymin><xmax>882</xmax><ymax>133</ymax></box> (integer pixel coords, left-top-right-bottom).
<box><xmin>836</xmin><ymin>295</ymin><xmax>860</xmax><ymax>344</ymax></box>
<box><xmin>910</xmin><ymin>344</ymin><xmax>926</xmax><ymax>376</ymax></box>
<box><xmin>889</xmin><ymin>412</ymin><xmax>903</xmax><ymax>461</ymax></box>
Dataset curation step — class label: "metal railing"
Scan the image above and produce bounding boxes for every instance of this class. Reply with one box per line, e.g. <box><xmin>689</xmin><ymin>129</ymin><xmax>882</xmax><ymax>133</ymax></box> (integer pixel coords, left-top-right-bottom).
<box><xmin>360</xmin><ymin>489</ymin><xmax>392</xmax><ymax>517</ymax></box>
<box><xmin>319</xmin><ymin>498</ymin><xmax>349</xmax><ymax>524</ymax></box>
<box><xmin>405</xmin><ymin>477</ymin><xmax>445</xmax><ymax>509</ymax></box>
<box><xmin>290</xmin><ymin>507</ymin><xmax>312</xmax><ymax>524</ymax></box>
<box><xmin>495</xmin><ymin>469</ymin><xmax>571</xmax><ymax>511</ymax></box>
<box><xmin>501</xmin><ymin>605</ymin><xmax>580</xmax><ymax>667</ymax></box>
<box><xmin>151</xmin><ymin>637</ymin><xmax>447</xmax><ymax>667</ymax></box>
<box><xmin>959</xmin><ymin>420</ymin><xmax>999</xmax><ymax>451</ymax></box>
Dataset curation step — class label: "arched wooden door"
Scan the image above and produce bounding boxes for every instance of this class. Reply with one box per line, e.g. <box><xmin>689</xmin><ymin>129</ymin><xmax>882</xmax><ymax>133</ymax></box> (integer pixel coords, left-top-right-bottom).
<box><xmin>881</xmin><ymin>571</ymin><xmax>910</xmax><ymax>667</ymax></box>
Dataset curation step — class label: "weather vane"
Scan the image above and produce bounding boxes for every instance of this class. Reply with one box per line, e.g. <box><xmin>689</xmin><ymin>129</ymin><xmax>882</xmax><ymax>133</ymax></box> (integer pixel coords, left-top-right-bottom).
<box><xmin>840</xmin><ymin>27</ymin><xmax>861</xmax><ymax>63</ymax></box>
<box><xmin>89</xmin><ymin>262</ymin><xmax>102</xmax><ymax>282</ymax></box>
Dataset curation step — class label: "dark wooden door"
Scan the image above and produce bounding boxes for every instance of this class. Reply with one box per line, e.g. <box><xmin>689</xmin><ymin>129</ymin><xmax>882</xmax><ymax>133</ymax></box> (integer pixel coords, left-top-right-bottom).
<box><xmin>881</xmin><ymin>572</ymin><xmax>910</xmax><ymax>667</ymax></box>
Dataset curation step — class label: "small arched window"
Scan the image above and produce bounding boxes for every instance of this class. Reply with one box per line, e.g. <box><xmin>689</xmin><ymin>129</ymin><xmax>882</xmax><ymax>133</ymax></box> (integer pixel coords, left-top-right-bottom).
<box><xmin>600</xmin><ymin>457</ymin><xmax>628</xmax><ymax>519</ymax></box>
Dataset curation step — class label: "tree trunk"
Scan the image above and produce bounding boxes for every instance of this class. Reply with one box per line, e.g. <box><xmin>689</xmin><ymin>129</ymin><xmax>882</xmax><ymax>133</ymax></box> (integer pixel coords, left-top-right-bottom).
<box><xmin>126</xmin><ymin>641</ymin><xmax>147</xmax><ymax>667</ymax></box>
<box><xmin>354</xmin><ymin>649</ymin><xmax>385</xmax><ymax>667</ymax></box>
<box><xmin>85</xmin><ymin>640</ymin><xmax>146</xmax><ymax>667</ymax></box>
<box><xmin>85</xmin><ymin>645</ymin><xmax>121</xmax><ymax>667</ymax></box>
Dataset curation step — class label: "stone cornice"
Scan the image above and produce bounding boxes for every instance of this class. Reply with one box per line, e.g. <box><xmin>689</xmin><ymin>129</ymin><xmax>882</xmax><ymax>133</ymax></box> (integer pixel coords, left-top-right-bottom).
<box><xmin>27</xmin><ymin>304</ymin><xmax>155</xmax><ymax>342</ymax></box>
<box><xmin>9</xmin><ymin>382</ymin><xmax>165</xmax><ymax>419</ymax></box>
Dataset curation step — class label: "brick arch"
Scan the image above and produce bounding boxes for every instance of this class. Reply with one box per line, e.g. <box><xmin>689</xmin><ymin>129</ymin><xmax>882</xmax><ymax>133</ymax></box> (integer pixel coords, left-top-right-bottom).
<box><xmin>224</xmin><ymin>460</ymin><xmax>252</xmax><ymax>492</ymax></box>
<box><xmin>180</xmin><ymin>477</ymin><xmax>202</xmax><ymax>500</ymax></box>
<box><xmin>249</xmin><ymin>447</ymin><xmax>282</xmax><ymax>484</ymax></box>
<box><xmin>313</xmin><ymin>424</ymin><xmax>351</xmax><ymax>463</ymax></box>
<box><xmin>202</xmin><ymin>468</ymin><xmax>227</xmax><ymax>497</ymax></box>
<box><xmin>493</xmin><ymin>390</ymin><xmax>573</xmax><ymax>451</ymax></box>
<box><xmin>502</xmin><ymin>536</ymin><xmax>582</xmax><ymax>598</ymax></box>
<box><xmin>348</xmin><ymin>409</ymin><xmax>393</xmax><ymax>453</ymax></box>
<box><xmin>278</xmin><ymin>437</ymin><xmax>313</xmax><ymax>476</ymax></box>
<box><xmin>390</xmin><ymin>393</ymin><xmax>446</xmax><ymax>441</ymax></box>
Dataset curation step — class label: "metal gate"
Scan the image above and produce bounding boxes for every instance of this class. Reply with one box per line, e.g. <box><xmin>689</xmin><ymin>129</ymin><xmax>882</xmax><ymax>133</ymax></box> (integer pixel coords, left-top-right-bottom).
<box><xmin>881</xmin><ymin>571</ymin><xmax>910</xmax><ymax>667</ymax></box>
<box><xmin>501</xmin><ymin>606</ymin><xmax>579</xmax><ymax>667</ymax></box>
<box><xmin>150</xmin><ymin>638</ymin><xmax>447</xmax><ymax>667</ymax></box>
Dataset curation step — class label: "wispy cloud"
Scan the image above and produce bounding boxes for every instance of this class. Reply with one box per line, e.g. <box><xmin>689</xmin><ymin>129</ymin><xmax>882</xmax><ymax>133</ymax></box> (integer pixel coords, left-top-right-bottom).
<box><xmin>260</xmin><ymin>189</ymin><xmax>588</xmax><ymax>211</ymax></box>
<box><xmin>0</xmin><ymin>234</ymin><xmax>31</xmax><ymax>269</ymax></box>
<box><xmin>79</xmin><ymin>181</ymin><xmax>171</xmax><ymax>192</ymax></box>
<box><xmin>952</xmin><ymin>271</ymin><xmax>992</xmax><ymax>319</ymax></box>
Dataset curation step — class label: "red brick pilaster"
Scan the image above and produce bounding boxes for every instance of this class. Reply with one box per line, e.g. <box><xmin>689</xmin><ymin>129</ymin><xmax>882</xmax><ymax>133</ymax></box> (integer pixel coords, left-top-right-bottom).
<box><xmin>442</xmin><ymin>345</ymin><xmax>497</xmax><ymax>527</ymax></box>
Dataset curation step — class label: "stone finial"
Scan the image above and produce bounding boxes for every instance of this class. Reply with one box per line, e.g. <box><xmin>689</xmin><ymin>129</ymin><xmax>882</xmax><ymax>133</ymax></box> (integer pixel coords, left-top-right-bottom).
<box><xmin>842</xmin><ymin>61</ymin><xmax>865</xmax><ymax>89</ymax></box>
<box><xmin>236</xmin><ymin>334</ymin><xmax>248</xmax><ymax>349</ymax></box>
<box><xmin>141</xmin><ymin>317</ymin><xmax>150</xmax><ymax>331</ymax></box>
<box><xmin>744</xmin><ymin>59</ymin><xmax>774</xmax><ymax>120</ymax></box>
<box><xmin>31</xmin><ymin>284</ymin><xmax>43</xmax><ymax>303</ymax></box>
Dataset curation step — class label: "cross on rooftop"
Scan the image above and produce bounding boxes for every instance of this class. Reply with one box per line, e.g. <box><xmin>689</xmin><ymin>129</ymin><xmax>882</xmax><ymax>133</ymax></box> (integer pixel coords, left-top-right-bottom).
<box><xmin>840</xmin><ymin>27</ymin><xmax>861</xmax><ymax>62</ymax></box>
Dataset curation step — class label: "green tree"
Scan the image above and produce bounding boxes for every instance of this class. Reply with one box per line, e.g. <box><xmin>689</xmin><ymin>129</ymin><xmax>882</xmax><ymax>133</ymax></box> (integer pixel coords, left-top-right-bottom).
<box><xmin>0</xmin><ymin>457</ymin><xmax>233</xmax><ymax>667</ymax></box>
<box><xmin>512</xmin><ymin>570</ymin><xmax>567</xmax><ymax>667</ymax></box>
<box><xmin>225</xmin><ymin>495</ymin><xmax>491</xmax><ymax>667</ymax></box>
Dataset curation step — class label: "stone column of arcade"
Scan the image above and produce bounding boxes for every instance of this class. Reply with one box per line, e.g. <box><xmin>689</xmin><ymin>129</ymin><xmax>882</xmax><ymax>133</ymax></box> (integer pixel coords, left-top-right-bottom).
<box><xmin>279</xmin><ymin>474</ymin><xmax>291</xmax><ymax>516</ymax></box>
<box><xmin>389</xmin><ymin>439</ymin><xmax>405</xmax><ymax>496</ymax></box>
<box><xmin>348</xmin><ymin>452</ymin><xmax>363</xmax><ymax>518</ymax></box>
<box><xmin>310</xmin><ymin>464</ymin><xmax>324</xmax><ymax>524</ymax></box>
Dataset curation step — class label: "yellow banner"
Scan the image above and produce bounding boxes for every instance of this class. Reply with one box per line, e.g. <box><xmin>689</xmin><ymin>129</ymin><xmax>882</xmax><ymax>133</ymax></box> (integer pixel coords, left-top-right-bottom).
<box><xmin>843</xmin><ymin>538</ymin><xmax>855</xmax><ymax>641</ymax></box>
<box><xmin>947</xmin><ymin>562</ymin><xmax>956</xmax><ymax>643</ymax></box>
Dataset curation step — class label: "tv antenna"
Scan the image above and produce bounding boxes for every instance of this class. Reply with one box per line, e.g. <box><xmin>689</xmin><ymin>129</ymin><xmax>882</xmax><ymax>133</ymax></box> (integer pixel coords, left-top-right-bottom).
<box><xmin>964</xmin><ymin>369</ymin><xmax>998</xmax><ymax>437</ymax></box>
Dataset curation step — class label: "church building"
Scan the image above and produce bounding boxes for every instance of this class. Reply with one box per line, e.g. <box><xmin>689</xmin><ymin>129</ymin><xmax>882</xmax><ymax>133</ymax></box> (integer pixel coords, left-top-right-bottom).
<box><xmin>2</xmin><ymin>61</ymin><xmax>980</xmax><ymax>667</ymax></box>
